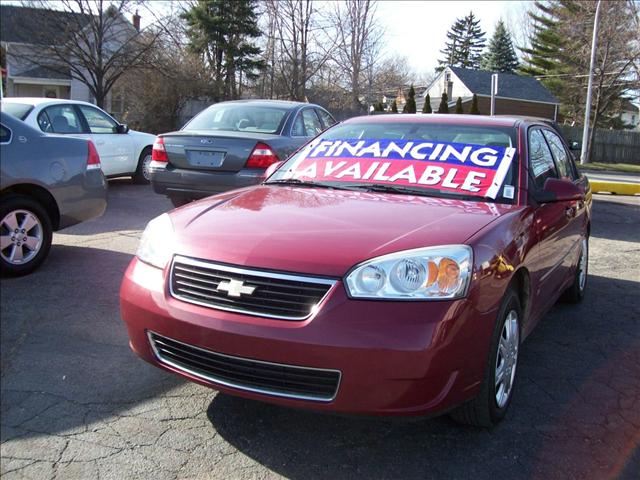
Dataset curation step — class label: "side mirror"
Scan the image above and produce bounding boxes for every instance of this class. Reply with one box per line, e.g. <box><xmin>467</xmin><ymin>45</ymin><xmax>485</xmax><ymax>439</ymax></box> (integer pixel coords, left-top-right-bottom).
<box><xmin>116</xmin><ymin>124</ymin><xmax>129</xmax><ymax>134</ymax></box>
<box><xmin>569</xmin><ymin>141</ymin><xmax>580</xmax><ymax>151</ymax></box>
<box><xmin>262</xmin><ymin>160</ymin><xmax>284</xmax><ymax>180</ymax></box>
<box><xmin>535</xmin><ymin>177</ymin><xmax>584</xmax><ymax>203</ymax></box>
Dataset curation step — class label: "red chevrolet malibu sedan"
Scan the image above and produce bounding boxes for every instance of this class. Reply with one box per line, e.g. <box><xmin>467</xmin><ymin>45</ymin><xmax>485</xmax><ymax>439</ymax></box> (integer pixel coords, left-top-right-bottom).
<box><xmin>121</xmin><ymin>115</ymin><xmax>591</xmax><ymax>427</ymax></box>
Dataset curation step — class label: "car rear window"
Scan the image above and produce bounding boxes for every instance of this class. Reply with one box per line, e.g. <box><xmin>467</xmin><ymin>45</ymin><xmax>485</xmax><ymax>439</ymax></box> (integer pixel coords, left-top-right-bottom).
<box><xmin>184</xmin><ymin>104</ymin><xmax>289</xmax><ymax>134</ymax></box>
<box><xmin>0</xmin><ymin>103</ymin><xmax>34</xmax><ymax>121</ymax></box>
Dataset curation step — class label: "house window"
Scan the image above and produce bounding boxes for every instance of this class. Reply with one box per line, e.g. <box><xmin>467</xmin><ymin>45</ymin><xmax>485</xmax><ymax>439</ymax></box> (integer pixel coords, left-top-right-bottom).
<box><xmin>110</xmin><ymin>89</ymin><xmax>125</xmax><ymax>118</ymax></box>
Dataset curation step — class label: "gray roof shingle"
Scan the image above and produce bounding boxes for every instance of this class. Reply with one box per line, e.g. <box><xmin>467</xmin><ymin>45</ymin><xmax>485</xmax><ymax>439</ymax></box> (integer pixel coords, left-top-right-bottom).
<box><xmin>450</xmin><ymin>67</ymin><xmax>558</xmax><ymax>104</ymax></box>
<box><xmin>0</xmin><ymin>5</ymin><xmax>90</xmax><ymax>45</ymax></box>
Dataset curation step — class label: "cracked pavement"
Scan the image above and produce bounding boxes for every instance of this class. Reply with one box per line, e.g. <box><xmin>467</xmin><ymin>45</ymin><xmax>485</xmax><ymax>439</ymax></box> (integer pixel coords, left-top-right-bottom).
<box><xmin>1</xmin><ymin>181</ymin><xmax>639</xmax><ymax>479</ymax></box>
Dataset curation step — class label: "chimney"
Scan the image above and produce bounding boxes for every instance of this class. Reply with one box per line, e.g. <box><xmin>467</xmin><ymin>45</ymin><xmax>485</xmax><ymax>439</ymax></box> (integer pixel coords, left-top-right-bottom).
<box><xmin>133</xmin><ymin>10</ymin><xmax>141</xmax><ymax>31</ymax></box>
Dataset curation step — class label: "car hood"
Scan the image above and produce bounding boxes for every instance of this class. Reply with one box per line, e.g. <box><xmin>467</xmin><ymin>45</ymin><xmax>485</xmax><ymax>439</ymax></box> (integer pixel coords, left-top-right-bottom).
<box><xmin>168</xmin><ymin>186</ymin><xmax>517</xmax><ymax>277</ymax></box>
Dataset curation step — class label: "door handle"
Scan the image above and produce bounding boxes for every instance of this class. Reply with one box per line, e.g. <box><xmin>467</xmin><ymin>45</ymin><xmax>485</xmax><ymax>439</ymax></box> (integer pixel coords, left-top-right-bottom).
<box><xmin>96</xmin><ymin>141</ymin><xmax>105</xmax><ymax>146</ymax></box>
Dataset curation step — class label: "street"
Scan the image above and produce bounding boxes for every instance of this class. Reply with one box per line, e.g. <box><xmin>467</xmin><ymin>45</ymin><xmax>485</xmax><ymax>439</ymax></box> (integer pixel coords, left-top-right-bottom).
<box><xmin>1</xmin><ymin>181</ymin><xmax>639</xmax><ymax>480</ymax></box>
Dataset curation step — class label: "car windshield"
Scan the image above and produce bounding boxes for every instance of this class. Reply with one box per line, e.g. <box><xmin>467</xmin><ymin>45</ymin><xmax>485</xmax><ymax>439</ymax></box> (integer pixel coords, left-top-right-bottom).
<box><xmin>184</xmin><ymin>104</ymin><xmax>289</xmax><ymax>134</ymax></box>
<box><xmin>267</xmin><ymin>121</ymin><xmax>519</xmax><ymax>204</ymax></box>
<box><xmin>1</xmin><ymin>102</ymin><xmax>34</xmax><ymax>121</ymax></box>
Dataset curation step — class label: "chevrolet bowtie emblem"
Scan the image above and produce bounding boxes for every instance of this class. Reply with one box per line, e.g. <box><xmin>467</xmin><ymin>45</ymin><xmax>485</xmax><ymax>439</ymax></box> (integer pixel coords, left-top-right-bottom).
<box><xmin>217</xmin><ymin>279</ymin><xmax>256</xmax><ymax>297</ymax></box>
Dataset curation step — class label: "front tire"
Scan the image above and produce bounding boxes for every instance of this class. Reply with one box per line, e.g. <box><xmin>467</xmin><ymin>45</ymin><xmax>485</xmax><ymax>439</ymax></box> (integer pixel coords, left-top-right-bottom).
<box><xmin>0</xmin><ymin>196</ymin><xmax>53</xmax><ymax>276</ymax></box>
<box><xmin>562</xmin><ymin>236</ymin><xmax>588</xmax><ymax>303</ymax></box>
<box><xmin>133</xmin><ymin>147</ymin><xmax>152</xmax><ymax>184</ymax></box>
<box><xmin>450</xmin><ymin>288</ymin><xmax>522</xmax><ymax>427</ymax></box>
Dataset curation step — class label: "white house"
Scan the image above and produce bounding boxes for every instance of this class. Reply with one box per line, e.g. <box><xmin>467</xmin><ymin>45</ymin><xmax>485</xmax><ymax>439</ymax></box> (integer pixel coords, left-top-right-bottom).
<box><xmin>418</xmin><ymin>66</ymin><xmax>560</xmax><ymax>120</ymax></box>
<box><xmin>0</xmin><ymin>4</ymin><xmax>140</xmax><ymax>116</ymax></box>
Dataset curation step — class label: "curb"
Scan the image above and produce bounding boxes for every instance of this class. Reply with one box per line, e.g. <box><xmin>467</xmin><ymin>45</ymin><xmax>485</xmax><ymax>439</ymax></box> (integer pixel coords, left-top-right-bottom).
<box><xmin>590</xmin><ymin>180</ymin><xmax>640</xmax><ymax>196</ymax></box>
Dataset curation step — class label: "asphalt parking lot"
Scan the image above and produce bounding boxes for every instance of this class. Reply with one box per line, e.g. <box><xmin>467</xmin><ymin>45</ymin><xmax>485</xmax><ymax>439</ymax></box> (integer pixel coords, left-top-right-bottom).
<box><xmin>1</xmin><ymin>181</ymin><xmax>639</xmax><ymax>480</ymax></box>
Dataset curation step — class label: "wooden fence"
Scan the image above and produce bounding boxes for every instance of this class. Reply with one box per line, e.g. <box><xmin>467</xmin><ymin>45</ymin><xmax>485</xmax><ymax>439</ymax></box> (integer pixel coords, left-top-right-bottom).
<box><xmin>560</xmin><ymin>126</ymin><xmax>640</xmax><ymax>165</ymax></box>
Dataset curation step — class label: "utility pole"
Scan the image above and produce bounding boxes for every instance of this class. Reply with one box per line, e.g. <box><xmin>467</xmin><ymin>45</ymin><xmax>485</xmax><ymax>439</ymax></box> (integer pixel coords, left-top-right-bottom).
<box><xmin>580</xmin><ymin>0</ymin><xmax>602</xmax><ymax>165</ymax></box>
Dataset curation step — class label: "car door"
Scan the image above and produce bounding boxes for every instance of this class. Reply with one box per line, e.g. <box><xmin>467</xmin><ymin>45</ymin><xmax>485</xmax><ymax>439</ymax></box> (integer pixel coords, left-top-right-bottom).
<box><xmin>542</xmin><ymin>128</ymin><xmax>586</xmax><ymax>272</ymax></box>
<box><xmin>527</xmin><ymin>127</ymin><xmax>576</xmax><ymax>312</ymax></box>
<box><xmin>76</xmin><ymin>105</ymin><xmax>135</xmax><ymax>177</ymax></box>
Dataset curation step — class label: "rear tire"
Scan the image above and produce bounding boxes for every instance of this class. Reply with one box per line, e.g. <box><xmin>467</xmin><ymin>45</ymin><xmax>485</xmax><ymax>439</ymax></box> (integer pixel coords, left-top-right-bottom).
<box><xmin>133</xmin><ymin>147</ymin><xmax>152</xmax><ymax>184</ymax></box>
<box><xmin>450</xmin><ymin>288</ymin><xmax>522</xmax><ymax>427</ymax></box>
<box><xmin>562</xmin><ymin>236</ymin><xmax>588</xmax><ymax>303</ymax></box>
<box><xmin>169</xmin><ymin>196</ymin><xmax>193</xmax><ymax>208</ymax></box>
<box><xmin>0</xmin><ymin>195</ymin><xmax>53</xmax><ymax>276</ymax></box>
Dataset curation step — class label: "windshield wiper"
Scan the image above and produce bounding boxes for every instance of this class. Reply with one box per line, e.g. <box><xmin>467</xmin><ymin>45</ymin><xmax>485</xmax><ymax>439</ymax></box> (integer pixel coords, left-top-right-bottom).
<box><xmin>343</xmin><ymin>183</ymin><xmax>439</xmax><ymax>197</ymax></box>
<box><xmin>267</xmin><ymin>179</ymin><xmax>355</xmax><ymax>191</ymax></box>
<box><xmin>340</xmin><ymin>183</ymin><xmax>498</xmax><ymax>202</ymax></box>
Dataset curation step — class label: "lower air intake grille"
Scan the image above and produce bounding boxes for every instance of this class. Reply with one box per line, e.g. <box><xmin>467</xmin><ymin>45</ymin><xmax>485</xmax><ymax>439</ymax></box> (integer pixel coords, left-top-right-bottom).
<box><xmin>149</xmin><ymin>332</ymin><xmax>341</xmax><ymax>402</ymax></box>
<box><xmin>170</xmin><ymin>255</ymin><xmax>336</xmax><ymax>320</ymax></box>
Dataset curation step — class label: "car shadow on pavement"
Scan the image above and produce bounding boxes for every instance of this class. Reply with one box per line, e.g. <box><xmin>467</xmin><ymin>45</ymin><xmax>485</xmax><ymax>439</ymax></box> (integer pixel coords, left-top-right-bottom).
<box><xmin>1</xmin><ymin>244</ymin><xmax>184</xmax><ymax>441</ymax></box>
<box><xmin>206</xmin><ymin>273</ymin><xmax>640</xmax><ymax>480</ymax></box>
<box><xmin>56</xmin><ymin>179</ymin><xmax>173</xmax><ymax>237</ymax></box>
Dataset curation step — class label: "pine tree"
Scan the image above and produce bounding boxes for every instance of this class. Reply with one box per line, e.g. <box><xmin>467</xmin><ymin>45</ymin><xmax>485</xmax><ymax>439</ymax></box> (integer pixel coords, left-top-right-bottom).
<box><xmin>455</xmin><ymin>97</ymin><xmax>464</xmax><ymax>113</ymax></box>
<box><xmin>437</xmin><ymin>92</ymin><xmax>449</xmax><ymax>113</ymax></box>
<box><xmin>481</xmin><ymin>20</ymin><xmax>519</xmax><ymax>73</ymax></box>
<box><xmin>373</xmin><ymin>102</ymin><xmax>385</xmax><ymax>112</ymax></box>
<box><xmin>470</xmin><ymin>93</ymin><xmax>480</xmax><ymax>114</ymax></box>
<box><xmin>183</xmin><ymin>0</ymin><xmax>264</xmax><ymax>101</ymax></box>
<box><xmin>422</xmin><ymin>93</ymin><xmax>432</xmax><ymax>113</ymax></box>
<box><xmin>437</xmin><ymin>11</ymin><xmax>486</xmax><ymax>71</ymax></box>
<box><xmin>403</xmin><ymin>85</ymin><xmax>417</xmax><ymax>113</ymax></box>
<box><xmin>390</xmin><ymin>100</ymin><xmax>398</xmax><ymax>113</ymax></box>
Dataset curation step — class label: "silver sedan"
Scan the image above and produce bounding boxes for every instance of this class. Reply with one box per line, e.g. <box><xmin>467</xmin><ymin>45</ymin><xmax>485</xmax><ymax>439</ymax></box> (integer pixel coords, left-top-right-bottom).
<box><xmin>0</xmin><ymin>112</ymin><xmax>107</xmax><ymax>275</ymax></box>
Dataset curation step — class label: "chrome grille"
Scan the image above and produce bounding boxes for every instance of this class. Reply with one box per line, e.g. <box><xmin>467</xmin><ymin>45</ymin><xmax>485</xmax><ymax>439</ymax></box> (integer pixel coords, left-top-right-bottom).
<box><xmin>170</xmin><ymin>255</ymin><xmax>336</xmax><ymax>320</ymax></box>
<box><xmin>148</xmin><ymin>332</ymin><xmax>341</xmax><ymax>401</ymax></box>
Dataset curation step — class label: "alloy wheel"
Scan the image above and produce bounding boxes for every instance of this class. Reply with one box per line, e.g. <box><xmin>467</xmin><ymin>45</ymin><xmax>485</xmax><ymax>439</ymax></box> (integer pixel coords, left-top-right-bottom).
<box><xmin>578</xmin><ymin>238</ymin><xmax>588</xmax><ymax>292</ymax></box>
<box><xmin>495</xmin><ymin>310</ymin><xmax>519</xmax><ymax>409</ymax></box>
<box><xmin>142</xmin><ymin>154</ymin><xmax>153</xmax><ymax>181</ymax></box>
<box><xmin>0</xmin><ymin>209</ymin><xmax>43</xmax><ymax>265</ymax></box>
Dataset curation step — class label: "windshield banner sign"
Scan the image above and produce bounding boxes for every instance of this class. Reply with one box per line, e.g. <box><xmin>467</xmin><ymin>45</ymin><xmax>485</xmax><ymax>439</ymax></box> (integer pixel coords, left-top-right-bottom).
<box><xmin>285</xmin><ymin>139</ymin><xmax>516</xmax><ymax>199</ymax></box>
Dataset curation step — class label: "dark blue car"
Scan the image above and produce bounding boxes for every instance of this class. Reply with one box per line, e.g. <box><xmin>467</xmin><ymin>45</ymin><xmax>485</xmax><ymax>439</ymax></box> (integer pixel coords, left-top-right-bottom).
<box><xmin>149</xmin><ymin>100</ymin><xmax>335</xmax><ymax>207</ymax></box>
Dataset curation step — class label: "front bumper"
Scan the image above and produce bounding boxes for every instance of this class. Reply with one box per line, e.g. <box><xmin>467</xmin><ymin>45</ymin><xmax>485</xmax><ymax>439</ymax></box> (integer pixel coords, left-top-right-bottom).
<box><xmin>149</xmin><ymin>162</ymin><xmax>263</xmax><ymax>199</ymax></box>
<box><xmin>120</xmin><ymin>257</ymin><xmax>498</xmax><ymax>416</ymax></box>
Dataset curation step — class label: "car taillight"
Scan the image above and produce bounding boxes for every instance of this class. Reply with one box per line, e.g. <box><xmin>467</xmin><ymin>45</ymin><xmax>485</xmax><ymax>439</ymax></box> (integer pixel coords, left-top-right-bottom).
<box><xmin>152</xmin><ymin>137</ymin><xmax>168</xmax><ymax>162</ymax></box>
<box><xmin>246</xmin><ymin>142</ymin><xmax>279</xmax><ymax>169</ymax></box>
<box><xmin>87</xmin><ymin>141</ymin><xmax>101</xmax><ymax>170</ymax></box>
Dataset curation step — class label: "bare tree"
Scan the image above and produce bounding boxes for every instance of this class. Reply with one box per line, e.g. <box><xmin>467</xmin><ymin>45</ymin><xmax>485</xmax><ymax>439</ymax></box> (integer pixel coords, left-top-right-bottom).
<box><xmin>331</xmin><ymin>0</ymin><xmax>383</xmax><ymax>113</ymax></box>
<box><xmin>266</xmin><ymin>0</ymin><xmax>334</xmax><ymax>101</ymax></box>
<box><xmin>18</xmin><ymin>0</ymin><xmax>161</xmax><ymax>108</ymax></box>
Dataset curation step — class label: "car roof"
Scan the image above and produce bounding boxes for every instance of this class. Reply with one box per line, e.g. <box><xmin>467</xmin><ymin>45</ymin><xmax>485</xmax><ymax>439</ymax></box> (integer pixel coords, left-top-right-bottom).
<box><xmin>212</xmin><ymin>99</ymin><xmax>316</xmax><ymax>109</ymax></box>
<box><xmin>1</xmin><ymin>97</ymin><xmax>97</xmax><ymax>108</ymax></box>
<box><xmin>342</xmin><ymin>113</ymin><xmax>539</xmax><ymax>128</ymax></box>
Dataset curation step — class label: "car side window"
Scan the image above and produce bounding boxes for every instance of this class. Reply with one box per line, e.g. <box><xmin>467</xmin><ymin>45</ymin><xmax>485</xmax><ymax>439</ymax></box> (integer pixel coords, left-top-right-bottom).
<box><xmin>0</xmin><ymin>124</ymin><xmax>11</xmax><ymax>144</ymax></box>
<box><xmin>529</xmin><ymin>128</ymin><xmax>558</xmax><ymax>189</ymax></box>
<box><xmin>42</xmin><ymin>105</ymin><xmax>83</xmax><ymax>134</ymax></box>
<box><xmin>301</xmin><ymin>109</ymin><xmax>323</xmax><ymax>137</ymax></box>
<box><xmin>292</xmin><ymin>113</ymin><xmax>306</xmax><ymax>137</ymax></box>
<box><xmin>37</xmin><ymin>111</ymin><xmax>53</xmax><ymax>133</ymax></box>
<box><xmin>542</xmin><ymin>129</ymin><xmax>575</xmax><ymax>180</ymax></box>
<box><xmin>78</xmin><ymin>105</ymin><xmax>118</xmax><ymax>134</ymax></box>
<box><xmin>316</xmin><ymin>109</ymin><xmax>336</xmax><ymax>130</ymax></box>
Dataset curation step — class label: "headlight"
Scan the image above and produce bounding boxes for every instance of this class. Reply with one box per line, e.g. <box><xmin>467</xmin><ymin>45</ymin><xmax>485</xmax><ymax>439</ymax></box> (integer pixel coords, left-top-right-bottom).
<box><xmin>345</xmin><ymin>245</ymin><xmax>473</xmax><ymax>300</ymax></box>
<box><xmin>136</xmin><ymin>213</ymin><xmax>175</xmax><ymax>269</ymax></box>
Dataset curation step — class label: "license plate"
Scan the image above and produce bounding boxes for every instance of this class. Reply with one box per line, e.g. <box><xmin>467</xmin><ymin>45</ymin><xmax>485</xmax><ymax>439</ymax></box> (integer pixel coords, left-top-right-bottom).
<box><xmin>187</xmin><ymin>150</ymin><xmax>225</xmax><ymax>168</ymax></box>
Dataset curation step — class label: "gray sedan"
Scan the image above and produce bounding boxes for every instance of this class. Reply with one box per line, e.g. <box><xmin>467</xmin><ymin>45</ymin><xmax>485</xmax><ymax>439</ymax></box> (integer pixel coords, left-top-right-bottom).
<box><xmin>0</xmin><ymin>112</ymin><xmax>107</xmax><ymax>275</ymax></box>
<box><xmin>149</xmin><ymin>100</ymin><xmax>335</xmax><ymax>207</ymax></box>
